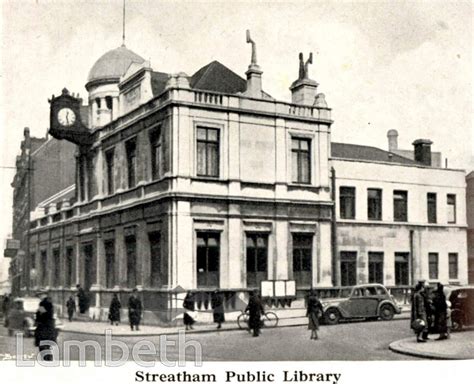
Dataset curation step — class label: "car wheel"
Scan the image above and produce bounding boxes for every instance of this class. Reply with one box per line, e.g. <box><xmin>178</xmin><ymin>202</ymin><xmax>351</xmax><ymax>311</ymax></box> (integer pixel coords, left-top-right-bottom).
<box><xmin>325</xmin><ymin>308</ymin><xmax>340</xmax><ymax>325</ymax></box>
<box><xmin>379</xmin><ymin>304</ymin><xmax>395</xmax><ymax>321</ymax></box>
<box><xmin>451</xmin><ymin>310</ymin><xmax>463</xmax><ymax>332</ymax></box>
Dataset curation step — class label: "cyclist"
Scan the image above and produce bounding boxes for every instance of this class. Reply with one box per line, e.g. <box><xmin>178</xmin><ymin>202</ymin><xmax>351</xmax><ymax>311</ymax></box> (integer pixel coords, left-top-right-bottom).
<box><xmin>246</xmin><ymin>289</ymin><xmax>265</xmax><ymax>337</ymax></box>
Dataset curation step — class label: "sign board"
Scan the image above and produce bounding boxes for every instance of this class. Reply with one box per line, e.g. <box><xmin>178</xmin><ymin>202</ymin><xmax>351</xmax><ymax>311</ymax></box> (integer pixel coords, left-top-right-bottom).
<box><xmin>6</xmin><ymin>239</ymin><xmax>20</xmax><ymax>250</ymax></box>
<box><xmin>260</xmin><ymin>280</ymin><xmax>297</xmax><ymax>298</ymax></box>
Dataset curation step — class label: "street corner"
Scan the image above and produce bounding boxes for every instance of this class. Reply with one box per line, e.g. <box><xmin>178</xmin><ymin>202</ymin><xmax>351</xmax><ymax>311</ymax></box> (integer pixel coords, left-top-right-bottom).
<box><xmin>389</xmin><ymin>331</ymin><xmax>474</xmax><ymax>360</ymax></box>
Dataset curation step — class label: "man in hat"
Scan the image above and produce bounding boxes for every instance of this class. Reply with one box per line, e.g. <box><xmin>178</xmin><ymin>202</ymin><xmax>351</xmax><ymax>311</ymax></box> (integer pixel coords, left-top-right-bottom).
<box><xmin>128</xmin><ymin>289</ymin><xmax>142</xmax><ymax>331</ymax></box>
<box><xmin>76</xmin><ymin>284</ymin><xmax>88</xmax><ymax>314</ymax></box>
<box><xmin>211</xmin><ymin>289</ymin><xmax>225</xmax><ymax>329</ymax></box>
<box><xmin>34</xmin><ymin>290</ymin><xmax>57</xmax><ymax>361</ymax></box>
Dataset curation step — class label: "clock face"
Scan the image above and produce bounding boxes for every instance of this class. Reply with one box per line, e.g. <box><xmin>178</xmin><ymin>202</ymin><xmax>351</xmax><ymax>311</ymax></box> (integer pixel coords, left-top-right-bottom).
<box><xmin>57</xmin><ymin>108</ymin><xmax>76</xmax><ymax>127</ymax></box>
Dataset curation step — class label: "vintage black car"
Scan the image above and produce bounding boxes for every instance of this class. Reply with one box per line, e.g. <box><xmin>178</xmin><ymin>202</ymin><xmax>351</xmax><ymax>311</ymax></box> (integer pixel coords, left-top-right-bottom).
<box><xmin>321</xmin><ymin>283</ymin><xmax>402</xmax><ymax>325</ymax></box>
<box><xmin>449</xmin><ymin>286</ymin><xmax>474</xmax><ymax>331</ymax></box>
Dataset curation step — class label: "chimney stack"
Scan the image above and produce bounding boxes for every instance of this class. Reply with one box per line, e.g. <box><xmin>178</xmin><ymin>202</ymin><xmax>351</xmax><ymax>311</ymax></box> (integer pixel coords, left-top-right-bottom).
<box><xmin>290</xmin><ymin>52</ymin><xmax>319</xmax><ymax>105</ymax></box>
<box><xmin>244</xmin><ymin>30</ymin><xmax>263</xmax><ymax>98</ymax></box>
<box><xmin>387</xmin><ymin>129</ymin><xmax>398</xmax><ymax>152</ymax></box>
<box><xmin>412</xmin><ymin>139</ymin><xmax>433</xmax><ymax>166</ymax></box>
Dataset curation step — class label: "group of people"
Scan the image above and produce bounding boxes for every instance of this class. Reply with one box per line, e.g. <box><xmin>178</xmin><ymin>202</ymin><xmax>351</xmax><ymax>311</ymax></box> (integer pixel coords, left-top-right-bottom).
<box><xmin>411</xmin><ymin>281</ymin><xmax>450</xmax><ymax>342</ymax></box>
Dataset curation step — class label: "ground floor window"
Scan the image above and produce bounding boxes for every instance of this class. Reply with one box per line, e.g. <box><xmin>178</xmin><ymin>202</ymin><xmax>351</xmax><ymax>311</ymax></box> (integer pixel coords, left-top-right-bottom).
<box><xmin>197</xmin><ymin>232</ymin><xmax>220</xmax><ymax>288</ymax></box>
<box><xmin>65</xmin><ymin>247</ymin><xmax>74</xmax><ymax>287</ymax></box>
<box><xmin>126</xmin><ymin>236</ymin><xmax>137</xmax><ymax>288</ymax></box>
<box><xmin>149</xmin><ymin>232</ymin><xmax>166</xmax><ymax>287</ymax></box>
<box><xmin>292</xmin><ymin>233</ymin><xmax>312</xmax><ymax>287</ymax></box>
<box><xmin>449</xmin><ymin>253</ymin><xmax>458</xmax><ymax>280</ymax></box>
<box><xmin>368</xmin><ymin>252</ymin><xmax>384</xmax><ymax>284</ymax></box>
<box><xmin>52</xmin><ymin>248</ymin><xmax>60</xmax><ymax>287</ymax></box>
<box><xmin>394</xmin><ymin>252</ymin><xmax>409</xmax><ymax>285</ymax></box>
<box><xmin>105</xmin><ymin>240</ymin><xmax>115</xmax><ymax>288</ymax></box>
<box><xmin>428</xmin><ymin>253</ymin><xmax>438</xmax><ymax>280</ymax></box>
<box><xmin>40</xmin><ymin>250</ymin><xmax>48</xmax><ymax>286</ymax></box>
<box><xmin>246</xmin><ymin>233</ymin><xmax>268</xmax><ymax>288</ymax></box>
<box><xmin>340</xmin><ymin>251</ymin><xmax>357</xmax><ymax>286</ymax></box>
<box><xmin>82</xmin><ymin>243</ymin><xmax>95</xmax><ymax>290</ymax></box>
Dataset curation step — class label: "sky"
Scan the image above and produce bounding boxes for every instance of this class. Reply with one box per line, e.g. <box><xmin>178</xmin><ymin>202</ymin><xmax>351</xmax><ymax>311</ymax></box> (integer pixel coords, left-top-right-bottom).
<box><xmin>0</xmin><ymin>0</ymin><xmax>473</xmax><ymax>281</ymax></box>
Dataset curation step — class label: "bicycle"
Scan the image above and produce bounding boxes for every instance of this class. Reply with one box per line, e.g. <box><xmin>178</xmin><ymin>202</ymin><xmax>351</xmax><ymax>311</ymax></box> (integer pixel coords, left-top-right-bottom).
<box><xmin>237</xmin><ymin>310</ymin><xmax>279</xmax><ymax>330</ymax></box>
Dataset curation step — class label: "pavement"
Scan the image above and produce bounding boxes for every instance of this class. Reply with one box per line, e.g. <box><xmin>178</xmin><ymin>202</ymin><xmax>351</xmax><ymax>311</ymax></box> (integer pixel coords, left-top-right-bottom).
<box><xmin>389</xmin><ymin>329</ymin><xmax>474</xmax><ymax>360</ymax></box>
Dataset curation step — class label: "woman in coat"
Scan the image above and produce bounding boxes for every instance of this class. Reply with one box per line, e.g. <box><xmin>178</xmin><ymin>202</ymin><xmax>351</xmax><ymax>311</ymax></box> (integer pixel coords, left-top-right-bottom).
<box><xmin>183</xmin><ymin>292</ymin><xmax>196</xmax><ymax>330</ymax></box>
<box><xmin>211</xmin><ymin>290</ymin><xmax>225</xmax><ymax>329</ymax></box>
<box><xmin>246</xmin><ymin>289</ymin><xmax>265</xmax><ymax>337</ymax></box>
<box><xmin>109</xmin><ymin>293</ymin><xmax>121</xmax><ymax>326</ymax></box>
<box><xmin>34</xmin><ymin>292</ymin><xmax>57</xmax><ymax>361</ymax></box>
<box><xmin>128</xmin><ymin>290</ymin><xmax>142</xmax><ymax>331</ymax></box>
<box><xmin>306</xmin><ymin>290</ymin><xmax>323</xmax><ymax>340</ymax></box>
<box><xmin>411</xmin><ymin>282</ymin><xmax>428</xmax><ymax>342</ymax></box>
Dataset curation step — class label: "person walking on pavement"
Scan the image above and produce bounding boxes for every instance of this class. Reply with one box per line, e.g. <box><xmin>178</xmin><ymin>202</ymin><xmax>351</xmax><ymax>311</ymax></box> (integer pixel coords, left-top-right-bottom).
<box><xmin>66</xmin><ymin>296</ymin><xmax>76</xmax><ymax>322</ymax></box>
<box><xmin>109</xmin><ymin>293</ymin><xmax>121</xmax><ymax>326</ymax></box>
<box><xmin>211</xmin><ymin>290</ymin><xmax>225</xmax><ymax>329</ymax></box>
<box><xmin>183</xmin><ymin>292</ymin><xmax>196</xmax><ymax>330</ymax></box>
<box><xmin>246</xmin><ymin>289</ymin><xmax>265</xmax><ymax>337</ymax></box>
<box><xmin>433</xmin><ymin>282</ymin><xmax>449</xmax><ymax>340</ymax></box>
<box><xmin>76</xmin><ymin>284</ymin><xmax>88</xmax><ymax>314</ymax></box>
<box><xmin>306</xmin><ymin>289</ymin><xmax>323</xmax><ymax>340</ymax></box>
<box><xmin>34</xmin><ymin>291</ymin><xmax>57</xmax><ymax>361</ymax></box>
<box><xmin>411</xmin><ymin>282</ymin><xmax>428</xmax><ymax>342</ymax></box>
<box><xmin>128</xmin><ymin>289</ymin><xmax>142</xmax><ymax>331</ymax></box>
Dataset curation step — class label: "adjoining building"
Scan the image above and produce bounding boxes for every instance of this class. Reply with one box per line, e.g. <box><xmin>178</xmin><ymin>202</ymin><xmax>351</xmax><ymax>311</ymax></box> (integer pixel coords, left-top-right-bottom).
<box><xmin>5</xmin><ymin>128</ymin><xmax>76</xmax><ymax>295</ymax></box>
<box><xmin>22</xmin><ymin>36</ymin><xmax>469</xmax><ymax>323</ymax></box>
<box><xmin>466</xmin><ymin>171</ymin><xmax>474</xmax><ymax>283</ymax></box>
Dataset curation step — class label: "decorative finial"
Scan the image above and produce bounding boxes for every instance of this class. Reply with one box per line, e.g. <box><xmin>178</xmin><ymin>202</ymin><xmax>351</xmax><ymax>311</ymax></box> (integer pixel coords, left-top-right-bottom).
<box><xmin>246</xmin><ymin>30</ymin><xmax>257</xmax><ymax>66</ymax></box>
<box><xmin>62</xmin><ymin>88</ymin><xmax>70</xmax><ymax>96</ymax></box>
<box><xmin>298</xmin><ymin>52</ymin><xmax>313</xmax><ymax>80</ymax></box>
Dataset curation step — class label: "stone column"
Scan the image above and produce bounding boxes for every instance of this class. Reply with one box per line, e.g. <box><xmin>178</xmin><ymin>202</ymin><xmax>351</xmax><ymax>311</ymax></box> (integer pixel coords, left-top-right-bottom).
<box><xmin>135</xmin><ymin>221</ymin><xmax>149</xmax><ymax>288</ymax></box>
<box><xmin>274</xmin><ymin>220</ymin><xmax>289</xmax><ymax>280</ymax></box>
<box><xmin>112</xmin><ymin>96</ymin><xmax>119</xmax><ymax>120</ymax></box>
<box><xmin>115</xmin><ymin>226</ymin><xmax>126</xmax><ymax>287</ymax></box>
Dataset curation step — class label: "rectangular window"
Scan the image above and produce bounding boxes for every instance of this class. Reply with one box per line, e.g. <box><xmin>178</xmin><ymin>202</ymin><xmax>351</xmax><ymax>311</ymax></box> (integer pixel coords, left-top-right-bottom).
<box><xmin>52</xmin><ymin>249</ymin><xmax>60</xmax><ymax>287</ymax></box>
<box><xmin>105</xmin><ymin>240</ymin><xmax>115</xmax><ymax>288</ymax></box>
<box><xmin>150</xmin><ymin>128</ymin><xmax>163</xmax><ymax>180</ymax></box>
<box><xmin>78</xmin><ymin>158</ymin><xmax>86</xmax><ymax>201</ymax></box>
<box><xmin>196</xmin><ymin>232</ymin><xmax>220</xmax><ymax>287</ymax></box>
<box><xmin>449</xmin><ymin>253</ymin><xmax>458</xmax><ymax>280</ymax></box>
<box><xmin>82</xmin><ymin>243</ymin><xmax>95</xmax><ymax>291</ymax></box>
<box><xmin>105</xmin><ymin>148</ymin><xmax>115</xmax><ymax>195</ymax></box>
<box><xmin>126</xmin><ymin>139</ymin><xmax>137</xmax><ymax>188</ymax></box>
<box><xmin>340</xmin><ymin>187</ymin><xmax>356</xmax><ymax>219</ymax></box>
<box><xmin>447</xmin><ymin>194</ymin><xmax>456</xmax><ymax>223</ymax></box>
<box><xmin>340</xmin><ymin>251</ymin><xmax>357</xmax><ymax>286</ymax></box>
<box><xmin>427</xmin><ymin>193</ymin><xmax>437</xmax><ymax>223</ymax></box>
<box><xmin>86</xmin><ymin>156</ymin><xmax>95</xmax><ymax>200</ymax></box>
<box><xmin>368</xmin><ymin>252</ymin><xmax>384</xmax><ymax>284</ymax></box>
<box><xmin>292</xmin><ymin>234</ymin><xmax>312</xmax><ymax>287</ymax></box>
<box><xmin>197</xmin><ymin>127</ymin><xmax>219</xmax><ymax>177</ymax></box>
<box><xmin>394</xmin><ymin>252</ymin><xmax>409</xmax><ymax>285</ymax></box>
<box><xmin>65</xmin><ymin>247</ymin><xmax>74</xmax><ymax>288</ymax></box>
<box><xmin>367</xmin><ymin>189</ymin><xmax>382</xmax><ymax>220</ymax></box>
<box><xmin>30</xmin><ymin>252</ymin><xmax>36</xmax><ymax>270</ymax></box>
<box><xmin>291</xmin><ymin>138</ymin><xmax>311</xmax><ymax>183</ymax></box>
<box><xmin>246</xmin><ymin>233</ymin><xmax>268</xmax><ymax>288</ymax></box>
<box><xmin>428</xmin><ymin>253</ymin><xmax>439</xmax><ymax>280</ymax></box>
<box><xmin>393</xmin><ymin>190</ymin><xmax>408</xmax><ymax>222</ymax></box>
<box><xmin>126</xmin><ymin>236</ymin><xmax>137</xmax><ymax>288</ymax></box>
<box><xmin>149</xmin><ymin>232</ymin><xmax>166</xmax><ymax>287</ymax></box>
<box><xmin>41</xmin><ymin>250</ymin><xmax>48</xmax><ymax>286</ymax></box>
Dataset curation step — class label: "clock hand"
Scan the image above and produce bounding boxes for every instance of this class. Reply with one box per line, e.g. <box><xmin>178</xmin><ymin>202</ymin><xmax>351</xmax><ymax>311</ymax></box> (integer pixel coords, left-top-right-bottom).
<box><xmin>66</xmin><ymin>111</ymin><xmax>69</xmax><ymax>125</ymax></box>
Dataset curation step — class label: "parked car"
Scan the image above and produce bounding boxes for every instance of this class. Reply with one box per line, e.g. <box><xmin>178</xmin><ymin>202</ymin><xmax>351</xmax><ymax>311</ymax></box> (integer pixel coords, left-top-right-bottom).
<box><xmin>4</xmin><ymin>297</ymin><xmax>63</xmax><ymax>337</ymax></box>
<box><xmin>448</xmin><ymin>286</ymin><xmax>474</xmax><ymax>331</ymax></box>
<box><xmin>321</xmin><ymin>283</ymin><xmax>402</xmax><ymax>325</ymax></box>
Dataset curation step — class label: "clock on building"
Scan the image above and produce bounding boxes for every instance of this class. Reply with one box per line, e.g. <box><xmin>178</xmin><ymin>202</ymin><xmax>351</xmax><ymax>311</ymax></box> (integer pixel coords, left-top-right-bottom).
<box><xmin>57</xmin><ymin>107</ymin><xmax>76</xmax><ymax>127</ymax></box>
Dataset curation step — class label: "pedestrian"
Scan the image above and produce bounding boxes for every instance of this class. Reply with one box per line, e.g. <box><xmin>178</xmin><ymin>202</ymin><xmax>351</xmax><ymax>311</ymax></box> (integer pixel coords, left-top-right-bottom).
<box><xmin>433</xmin><ymin>283</ymin><xmax>449</xmax><ymax>340</ymax></box>
<box><xmin>421</xmin><ymin>281</ymin><xmax>435</xmax><ymax>335</ymax></box>
<box><xmin>108</xmin><ymin>293</ymin><xmax>121</xmax><ymax>326</ymax></box>
<box><xmin>34</xmin><ymin>290</ymin><xmax>57</xmax><ymax>361</ymax></box>
<box><xmin>411</xmin><ymin>282</ymin><xmax>428</xmax><ymax>342</ymax></box>
<box><xmin>128</xmin><ymin>289</ymin><xmax>142</xmax><ymax>331</ymax></box>
<box><xmin>66</xmin><ymin>296</ymin><xmax>76</xmax><ymax>322</ymax></box>
<box><xmin>183</xmin><ymin>292</ymin><xmax>196</xmax><ymax>330</ymax></box>
<box><xmin>211</xmin><ymin>290</ymin><xmax>225</xmax><ymax>329</ymax></box>
<box><xmin>306</xmin><ymin>289</ymin><xmax>323</xmax><ymax>340</ymax></box>
<box><xmin>246</xmin><ymin>289</ymin><xmax>265</xmax><ymax>337</ymax></box>
<box><xmin>76</xmin><ymin>284</ymin><xmax>88</xmax><ymax>314</ymax></box>
<box><xmin>2</xmin><ymin>294</ymin><xmax>11</xmax><ymax>318</ymax></box>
